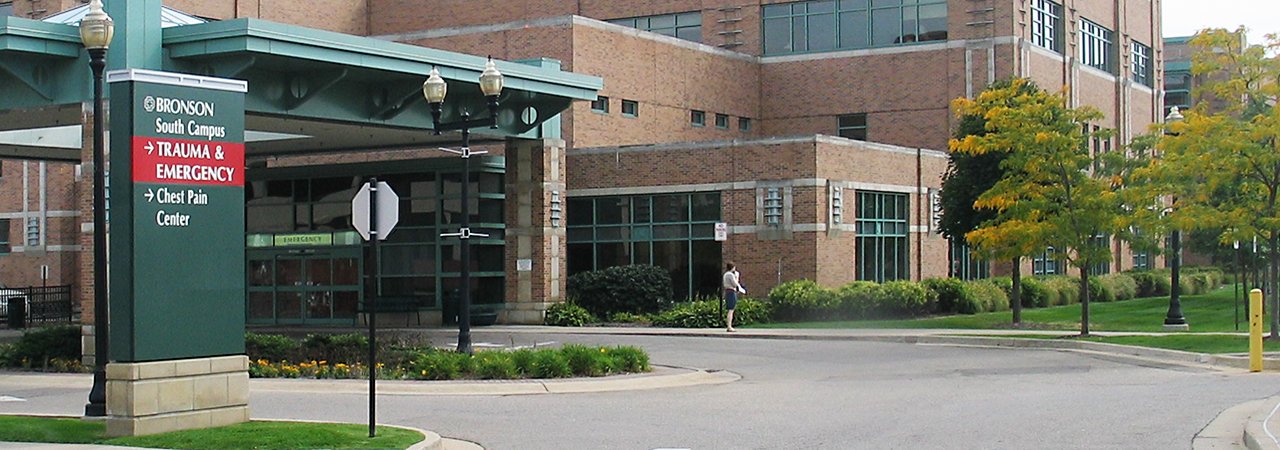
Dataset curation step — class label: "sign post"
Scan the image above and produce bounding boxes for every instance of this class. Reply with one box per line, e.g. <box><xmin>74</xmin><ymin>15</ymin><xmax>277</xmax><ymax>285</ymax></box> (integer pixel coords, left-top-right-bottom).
<box><xmin>351</xmin><ymin>179</ymin><xmax>398</xmax><ymax>437</ymax></box>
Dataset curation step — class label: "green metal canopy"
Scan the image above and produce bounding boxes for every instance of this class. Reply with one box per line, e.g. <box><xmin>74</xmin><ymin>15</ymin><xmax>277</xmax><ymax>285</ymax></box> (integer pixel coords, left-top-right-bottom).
<box><xmin>0</xmin><ymin>8</ymin><xmax>602</xmax><ymax>161</ymax></box>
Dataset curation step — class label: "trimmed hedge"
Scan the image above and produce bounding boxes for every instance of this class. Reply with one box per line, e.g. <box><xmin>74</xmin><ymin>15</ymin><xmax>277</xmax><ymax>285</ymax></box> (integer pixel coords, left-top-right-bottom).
<box><xmin>544</xmin><ymin>302</ymin><xmax>597</xmax><ymax>327</ymax></box>
<box><xmin>922</xmin><ymin>278</ymin><xmax>973</xmax><ymax>315</ymax></box>
<box><xmin>566</xmin><ymin>265</ymin><xmax>674</xmax><ymax>317</ymax></box>
<box><xmin>650</xmin><ymin>298</ymin><xmax>771</xmax><ymax>328</ymax></box>
<box><xmin>966</xmin><ymin>280</ymin><xmax>1010</xmax><ymax>313</ymax></box>
<box><xmin>0</xmin><ymin>325</ymin><xmax>82</xmax><ymax>370</ymax></box>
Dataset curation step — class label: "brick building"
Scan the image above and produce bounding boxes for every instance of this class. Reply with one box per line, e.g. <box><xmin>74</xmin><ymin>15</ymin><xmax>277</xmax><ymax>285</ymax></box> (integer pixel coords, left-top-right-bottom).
<box><xmin>0</xmin><ymin>0</ymin><xmax>1166</xmax><ymax>326</ymax></box>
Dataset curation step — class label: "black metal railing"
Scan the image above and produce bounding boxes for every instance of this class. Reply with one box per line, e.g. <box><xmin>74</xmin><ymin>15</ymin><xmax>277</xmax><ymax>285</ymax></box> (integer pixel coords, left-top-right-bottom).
<box><xmin>4</xmin><ymin>285</ymin><xmax>74</xmax><ymax>328</ymax></box>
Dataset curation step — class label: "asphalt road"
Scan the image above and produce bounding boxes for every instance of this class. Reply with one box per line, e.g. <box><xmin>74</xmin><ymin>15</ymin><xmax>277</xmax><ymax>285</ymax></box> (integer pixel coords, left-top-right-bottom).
<box><xmin>4</xmin><ymin>330</ymin><xmax>1280</xmax><ymax>449</ymax></box>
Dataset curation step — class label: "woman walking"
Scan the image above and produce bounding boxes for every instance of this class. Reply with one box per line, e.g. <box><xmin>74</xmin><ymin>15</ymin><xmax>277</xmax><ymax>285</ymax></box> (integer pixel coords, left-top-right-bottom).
<box><xmin>722</xmin><ymin>262</ymin><xmax>745</xmax><ymax>332</ymax></box>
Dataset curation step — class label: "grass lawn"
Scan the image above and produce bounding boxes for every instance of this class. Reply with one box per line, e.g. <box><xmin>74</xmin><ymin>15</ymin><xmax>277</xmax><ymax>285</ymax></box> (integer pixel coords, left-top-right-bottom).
<box><xmin>0</xmin><ymin>416</ymin><xmax>424</xmax><ymax>450</ymax></box>
<box><xmin>753</xmin><ymin>284</ymin><xmax>1258</xmax><ymax>333</ymax></box>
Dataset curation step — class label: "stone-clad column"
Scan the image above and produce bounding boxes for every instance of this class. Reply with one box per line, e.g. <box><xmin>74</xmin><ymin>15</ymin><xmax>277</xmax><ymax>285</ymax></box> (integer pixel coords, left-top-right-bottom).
<box><xmin>503</xmin><ymin>138</ymin><xmax>566</xmax><ymax>324</ymax></box>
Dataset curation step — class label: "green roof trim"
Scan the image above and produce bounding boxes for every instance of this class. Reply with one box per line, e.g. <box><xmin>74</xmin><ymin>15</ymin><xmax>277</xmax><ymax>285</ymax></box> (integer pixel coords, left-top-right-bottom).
<box><xmin>0</xmin><ymin>16</ymin><xmax>84</xmax><ymax>57</ymax></box>
<box><xmin>1165</xmin><ymin>61</ymin><xmax>1191</xmax><ymax>72</ymax></box>
<box><xmin>162</xmin><ymin>19</ymin><xmax>602</xmax><ymax>101</ymax></box>
<box><xmin>1164</xmin><ymin>36</ymin><xmax>1194</xmax><ymax>44</ymax></box>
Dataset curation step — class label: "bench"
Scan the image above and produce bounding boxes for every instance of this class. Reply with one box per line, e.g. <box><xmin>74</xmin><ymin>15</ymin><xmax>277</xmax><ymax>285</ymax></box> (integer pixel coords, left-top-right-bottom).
<box><xmin>360</xmin><ymin>296</ymin><xmax>422</xmax><ymax>326</ymax></box>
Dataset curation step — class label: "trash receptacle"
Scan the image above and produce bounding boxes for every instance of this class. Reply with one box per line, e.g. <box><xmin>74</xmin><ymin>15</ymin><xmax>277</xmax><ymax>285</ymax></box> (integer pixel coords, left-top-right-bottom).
<box><xmin>7</xmin><ymin>297</ymin><xmax>25</xmax><ymax>329</ymax></box>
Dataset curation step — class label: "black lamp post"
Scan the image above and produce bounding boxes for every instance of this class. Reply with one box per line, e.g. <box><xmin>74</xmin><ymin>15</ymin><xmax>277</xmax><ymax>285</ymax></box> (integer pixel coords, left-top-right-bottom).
<box><xmin>80</xmin><ymin>0</ymin><xmax>113</xmax><ymax>418</ymax></box>
<box><xmin>1164</xmin><ymin>106</ymin><xmax>1188</xmax><ymax>329</ymax></box>
<box><xmin>422</xmin><ymin>59</ymin><xmax>504</xmax><ymax>355</ymax></box>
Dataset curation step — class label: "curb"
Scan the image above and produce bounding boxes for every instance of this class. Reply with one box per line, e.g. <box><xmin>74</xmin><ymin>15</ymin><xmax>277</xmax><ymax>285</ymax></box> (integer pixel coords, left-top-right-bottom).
<box><xmin>1244</xmin><ymin>396</ymin><xmax>1280</xmax><ymax>450</ymax></box>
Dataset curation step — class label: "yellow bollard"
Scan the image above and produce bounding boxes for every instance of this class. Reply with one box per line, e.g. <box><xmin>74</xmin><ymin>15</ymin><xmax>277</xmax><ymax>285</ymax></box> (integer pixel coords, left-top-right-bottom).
<box><xmin>1250</xmin><ymin>289</ymin><xmax>1263</xmax><ymax>372</ymax></box>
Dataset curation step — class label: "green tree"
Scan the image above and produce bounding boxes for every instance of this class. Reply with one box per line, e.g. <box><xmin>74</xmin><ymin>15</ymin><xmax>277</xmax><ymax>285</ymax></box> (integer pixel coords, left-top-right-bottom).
<box><xmin>1152</xmin><ymin>28</ymin><xmax>1280</xmax><ymax>336</ymax></box>
<box><xmin>940</xmin><ymin>79</ymin><xmax>1043</xmax><ymax>324</ymax></box>
<box><xmin>951</xmin><ymin>78</ymin><xmax>1116</xmax><ymax>335</ymax></box>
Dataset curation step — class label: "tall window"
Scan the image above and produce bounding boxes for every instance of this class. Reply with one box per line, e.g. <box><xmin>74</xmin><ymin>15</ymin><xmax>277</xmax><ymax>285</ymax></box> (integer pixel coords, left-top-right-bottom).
<box><xmin>610</xmin><ymin>11</ymin><xmax>702</xmax><ymax>43</ymax></box>
<box><xmin>838</xmin><ymin>113</ymin><xmax>867</xmax><ymax>140</ymax></box>
<box><xmin>567</xmin><ymin>192</ymin><xmax>723</xmax><ymax>300</ymax></box>
<box><xmin>1131</xmin><ymin>41</ymin><xmax>1152</xmax><ymax>87</ymax></box>
<box><xmin>856</xmin><ymin>191</ymin><xmax>909</xmax><ymax>282</ymax></box>
<box><xmin>0</xmin><ymin>219</ymin><xmax>9</xmax><ymax>254</ymax></box>
<box><xmin>1032</xmin><ymin>247</ymin><xmax>1060</xmax><ymax>275</ymax></box>
<box><xmin>1087</xmin><ymin>234</ymin><xmax>1110</xmax><ymax>276</ymax></box>
<box><xmin>762</xmin><ymin>0</ymin><xmax>947</xmax><ymax>55</ymax></box>
<box><xmin>950</xmin><ymin>240</ymin><xmax>989</xmax><ymax>280</ymax></box>
<box><xmin>1079</xmin><ymin>19</ymin><xmax>1115</xmax><ymax>73</ymax></box>
<box><xmin>1030</xmin><ymin>0</ymin><xmax>1063</xmax><ymax>53</ymax></box>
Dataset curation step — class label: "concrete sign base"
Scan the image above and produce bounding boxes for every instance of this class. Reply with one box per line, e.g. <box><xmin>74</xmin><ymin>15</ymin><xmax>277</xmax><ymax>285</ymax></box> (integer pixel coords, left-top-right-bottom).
<box><xmin>105</xmin><ymin>355</ymin><xmax>250</xmax><ymax>436</ymax></box>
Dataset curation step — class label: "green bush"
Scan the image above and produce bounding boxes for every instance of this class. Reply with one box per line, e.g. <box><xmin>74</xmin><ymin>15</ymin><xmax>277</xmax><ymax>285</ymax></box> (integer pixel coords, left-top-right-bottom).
<box><xmin>605</xmin><ymin>312</ymin><xmax>650</xmax><ymax>324</ymax></box>
<box><xmin>922</xmin><ymin>278</ymin><xmax>974</xmax><ymax>315</ymax></box>
<box><xmin>566</xmin><ymin>265</ymin><xmax>674</xmax><ymax>316</ymax></box>
<box><xmin>991</xmin><ymin>276</ymin><xmax>1051</xmax><ymax>308</ymax></box>
<box><xmin>529</xmin><ymin>349</ymin><xmax>572</xmax><ymax>378</ymax></box>
<box><xmin>1088</xmin><ymin>276</ymin><xmax>1113</xmax><ymax>302</ymax></box>
<box><xmin>560</xmin><ymin>344</ymin><xmax>613</xmax><ymax>377</ymax></box>
<box><xmin>1039</xmin><ymin>276</ymin><xmax>1080</xmax><ymax>306</ymax></box>
<box><xmin>835</xmin><ymin>281</ymin><xmax>882</xmax><ymax>319</ymax></box>
<box><xmin>0</xmin><ymin>325</ymin><xmax>81</xmax><ymax>369</ymax></box>
<box><xmin>768</xmin><ymin>280</ymin><xmax>838</xmax><ymax>321</ymax></box>
<box><xmin>544</xmin><ymin>302</ymin><xmax>597</xmax><ymax>327</ymax></box>
<box><xmin>965</xmin><ymin>281</ymin><xmax>1009</xmax><ymax>313</ymax></box>
<box><xmin>409</xmin><ymin>350</ymin><xmax>463</xmax><ymax>380</ymax></box>
<box><xmin>877</xmin><ymin>281</ymin><xmax>935</xmax><ymax>318</ymax></box>
<box><xmin>302</xmin><ymin>333</ymin><xmax>368</xmax><ymax>364</ymax></box>
<box><xmin>609</xmin><ymin>346</ymin><xmax>650</xmax><ymax>373</ymax></box>
<box><xmin>510</xmin><ymin>349</ymin><xmax>536</xmax><ymax>374</ymax></box>
<box><xmin>245</xmin><ymin>332</ymin><xmax>301</xmax><ymax>362</ymax></box>
<box><xmin>1128</xmin><ymin>270</ymin><xmax>1170</xmax><ymax>297</ymax></box>
<box><xmin>472</xmin><ymin>352</ymin><xmax>519</xmax><ymax>379</ymax></box>
<box><xmin>650</xmin><ymin>298</ymin><xmax>770</xmax><ymax>328</ymax></box>
<box><xmin>1099</xmin><ymin>273</ymin><xmax>1138</xmax><ymax>301</ymax></box>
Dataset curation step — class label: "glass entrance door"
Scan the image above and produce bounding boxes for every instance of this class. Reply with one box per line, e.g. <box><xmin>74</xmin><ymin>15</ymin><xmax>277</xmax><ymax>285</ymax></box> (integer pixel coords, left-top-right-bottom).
<box><xmin>248</xmin><ymin>248</ymin><xmax>362</xmax><ymax>325</ymax></box>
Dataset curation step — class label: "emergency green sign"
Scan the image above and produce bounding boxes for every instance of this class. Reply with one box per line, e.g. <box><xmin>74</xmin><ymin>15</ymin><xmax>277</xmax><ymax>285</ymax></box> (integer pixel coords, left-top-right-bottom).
<box><xmin>107</xmin><ymin>69</ymin><xmax>247</xmax><ymax>362</ymax></box>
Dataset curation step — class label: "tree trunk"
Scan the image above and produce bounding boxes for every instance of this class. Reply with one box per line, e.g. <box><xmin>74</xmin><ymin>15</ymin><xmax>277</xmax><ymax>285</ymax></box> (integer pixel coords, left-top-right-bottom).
<box><xmin>1080</xmin><ymin>269</ymin><xmax>1091</xmax><ymax>336</ymax></box>
<box><xmin>1011</xmin><ymin>257</ymin><xmax>1022</xmax><ymax>325</ymax></box>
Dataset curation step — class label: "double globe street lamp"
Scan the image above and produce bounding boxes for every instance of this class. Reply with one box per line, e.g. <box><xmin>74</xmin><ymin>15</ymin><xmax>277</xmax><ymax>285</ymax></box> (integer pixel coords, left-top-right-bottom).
<box><xmin>79</xmin><ymin>0</ymin><xmax>114</xmax><ymax>417</ymax></box>
<box><xmin>422</xmin><ymin>59</ymin><xmax>503</xmax><ymax>354</ymax></box>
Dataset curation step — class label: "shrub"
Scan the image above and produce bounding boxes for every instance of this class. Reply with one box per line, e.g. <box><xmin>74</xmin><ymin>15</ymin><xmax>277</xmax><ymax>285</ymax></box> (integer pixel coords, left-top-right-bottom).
<box><xmin>529</xmin><ymin>349</ymin><xmax>572</xmax><ymax>378</ymax></box>
<box><xmin>650</xmin><ymin>298</ymin><xmax>770</xmax><ymax>328</ymax></box>
<box><xmin>510</xmin><ymin>349</ymin><xmax>537</xmax><ymax>374</ymax></box>
<box><xmin>605</xmin><ymin>312</ymin><xmax>650</xmax><ymax>324</ymax></box>
<box><xmin>1039</xmin><ymin>276</ymin><xmax>1080</xmax><ymax>306</ymax></box>
<box><xmin>1128</xmin><ymin>271</ymin><xmax>1170</xmax><ymax>298</ymax></box>
<box><xmin>545</xmin><ymin>302</ymin><xmax>596</xmax><ymax>327</ymax></box>
<box><xmin>1099</xmin><ymin>273</ymin><xmax>1137</xmax><ymax>301</ymax></box>
<box><xmin>1</xmin><ymin>325</ymin><xmax>81</xmax><ymax>369</ymax></box>
<box><xmin>922</xmin><ymin>278</ymin><xmax>973</xmax><ymax>315</ymax></box>
<box><xmin>991</xmin><ymin>276</ymin><xmax>1051</xmax><ymax>308</ymax></box>
<box><xmin>609</xmin><ymin>346</ymin><xmax>650</xmax><ymax>373</ymax></box>
<box><xmin>835</xmin><ymin>281</ymin><xmax>882</xmax><ymax>319</ymax></box>
<box><xmin>560</xmin><ymin>344</ymin><xmax>613</xmax><ymax>377</ymax></box>
<box><xmin>877</xmin><ymin>281</ymin><xmax>935</xmax><ymax>318</ymax></box>
<box><xmin>965</xmin><ymin>281</ymin><xmax>1009</xmax><ymax>312</ymax></box>
<box><xmin>566</xmin><ymin>265</ymin><xmax>674</xmax><ymax>316</ymax></box>
<box><xmin>245</xmin><ymin>332</ymin><xmax>301</xmax><ymax>362</ymax></box>
<box><xmin>768</xmin><ymin>280</ymin><xmax>838</xmax><ymax>321</ymax></box>
<box><xmin>302</xmin><ymin>333</ymin><xmax>367</xmax><ymax>364</ymax></box>
<box><xmin>409</xmin><ymin>350</ymin><xmax>463</xmax><ymax>380</ymax></box>
<box><xmin>473</xmin><ymin>352</ymin><xmax>519</xmax><ymax>379</ymax></box>
<box><xmin>1088</xmin><ymin>276</ymin><xmax>1113</xmax><ymax>302</ymax></box>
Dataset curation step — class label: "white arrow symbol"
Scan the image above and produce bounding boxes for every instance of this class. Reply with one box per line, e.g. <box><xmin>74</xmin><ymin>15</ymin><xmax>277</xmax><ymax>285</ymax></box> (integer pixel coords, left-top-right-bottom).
<box><xmin>145</xmin><ymin>141</ymin><xmax>154</xmax><ymax>155</ymax></box>
<box><xmin>144</xmin><ymin>189</ymin><xmax>155</xmax><ymax>203</ymax></box>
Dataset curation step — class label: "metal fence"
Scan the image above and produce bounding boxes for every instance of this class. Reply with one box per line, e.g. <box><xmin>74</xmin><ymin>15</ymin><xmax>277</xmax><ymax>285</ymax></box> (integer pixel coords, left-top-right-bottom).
<box><xmin>6</xmin><ymin>285</ymin><xmax>74</xmax><ymax>328</ymax></box>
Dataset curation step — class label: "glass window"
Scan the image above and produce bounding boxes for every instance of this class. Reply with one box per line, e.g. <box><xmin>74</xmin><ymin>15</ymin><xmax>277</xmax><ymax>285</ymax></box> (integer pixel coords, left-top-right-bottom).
<box><xmin>591</xmin><ymin>96</ymin><xmax>609</xmax><ymax>113</ymax></box>
<box><xmin>739</xmin><ymin>117</ymin><xmax>752</xmax><ymax>132</ymax></box>
<box><xmin>1131</xmin><ymin>41</ymin><xmax>1152</xmax><ymax>87</ymax></box>
<box><xmin>1088</xmin><ymin>234</ymin><xmax>1111</xmax><ymax>276</ymax></box>
<box><xmin>1033</xmin><ymin>247</ymin><xmax>1060</xmax><ymax>275</ymax></box>
<box><xmin>856</xmin><ymin>191</ymin><xmax>909</xmax><ymax>282</ymax></box>
<box><xmin>1031</xmin><ymin>0</ymin><xmax>1063</xmax><ymax>53</ymax></box>
<box><xmin>622</xmin><ymin>100</ymin><xmax>639</xmax><ymax>117</ymax></box>
<box><xmin>715</xmin><ymin>113</ymin><xmax>730</xmax><ymax>129</ymax></box>
<box><xmin>610</xmin><ymin>11</ymin><xmax>702</xmax><ymax>43</ymax></box>
<box><xmin>1079</xmin><ymin>18</ymin><xmax>1115</xmax><ymax>73</ymax></box>
<box><xmin>838</xmin><ymin>113</ymin><xmax>867</xmax><ymax>140</ymax></box>
<box><xmin>691</xmin><ymin>110</ymin><xmax>706</xmax><ymax>127</ymax></box>
<box><xmin>949</xmin><ymin>240</ymin><xmax>989</xmax><ymax>280</ymax></box>
<box><xmin>567</xmin><ymin>192</ymin><xmax>720</xmax><ymax>300</ymax></box>
<box><xmin>762</xmin><ymin>0</ymin><xmax>944</xmax><ymax>55</ymax></box>
<box><xmin>0</xmin><ymin>218</ymin><xmax>8</xmax><ymax>254</ymax></box>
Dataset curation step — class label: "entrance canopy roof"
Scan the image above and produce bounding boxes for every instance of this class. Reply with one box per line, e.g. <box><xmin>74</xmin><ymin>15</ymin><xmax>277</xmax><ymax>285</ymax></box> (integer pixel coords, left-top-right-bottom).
<box><xmin>0</xmin><ymin>13</ymin><xmax>602</xmax><ymax>161</ymax></box>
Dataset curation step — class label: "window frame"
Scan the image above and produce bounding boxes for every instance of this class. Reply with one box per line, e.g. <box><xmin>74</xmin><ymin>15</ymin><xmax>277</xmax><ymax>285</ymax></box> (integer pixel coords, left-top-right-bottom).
<box><xmin>0</xmin><ymin>218</ymin><xmax>9</xmax><ymax>254</ymax></box>
<box><xmin>1030</xmin><ymin>0</ymin><xmax>1064</xmax><ymax>53</ymax></box>
<box><xmin>1078</xmin><ymin>18</ymin><xmax>1115</xmax><ymax>74</ymax></box>
<box><xmin>691</xmin><ymin>110</ymin><xmax>706</xmax><ymax>127</ymax></box>
<box><xmin>621</xmin><ymin>100</ymin><xmax>639</xmax><ymax>118</ymax></box>
<box><xmin>715</xmin><ymin>113</ymin><xmax>730</xmax><ymax>129</ymax></box>
<box><xmin>609</xmin><ymin>11</ymin><xmax>703</xmax><ymax>43</ymax></box>
<box><xmin>590</xmin><ymin>96</ymin><xmax>609</xmax><ymax>113</ymax></box>
<box><xmin>855</xmin><ymin>191</ymin><xmax>910</xmax><ymax>283</ymax></box>
<box><xmin>761</xmin><ymin>0</ymin><xmax>947</xmax><ymax>56</ymax></box>
<box><xmin>838</xmin><ymin>113</ymin><xmax>867</xmax><ymax>141</ymax></box>
<box><xmin>1131</xmin><ymin>41</ymin><xmax>1152</xmax><ymax>87</ymax></box>
<box><xmin>738</xmin><ymin>117</ymin><xmax>752</xmax><ymax>132</ymax></box>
